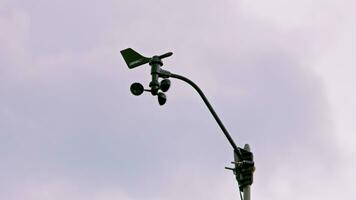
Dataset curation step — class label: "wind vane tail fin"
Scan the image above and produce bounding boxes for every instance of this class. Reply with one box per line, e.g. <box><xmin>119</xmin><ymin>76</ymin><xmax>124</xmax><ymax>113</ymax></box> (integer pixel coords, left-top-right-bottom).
<box><xmin>120</xmin><ymin>48</ymin><xmax>150</xmax><ymax>69</ymax></box>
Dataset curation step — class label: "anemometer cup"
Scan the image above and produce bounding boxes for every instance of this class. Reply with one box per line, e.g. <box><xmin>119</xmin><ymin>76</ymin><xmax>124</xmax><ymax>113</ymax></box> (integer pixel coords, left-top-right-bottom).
<box><xmin>130</xmin><ymin>82</ymin><xmax>144</xmax><ymax>96</ymax></box>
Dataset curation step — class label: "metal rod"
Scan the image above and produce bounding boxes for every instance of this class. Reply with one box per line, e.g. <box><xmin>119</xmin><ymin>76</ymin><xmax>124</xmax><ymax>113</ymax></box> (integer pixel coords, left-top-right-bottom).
<box><xmin>169</xmin><ymin>73</ymin><xmax>239</xmax><ymax>152</ymax></box>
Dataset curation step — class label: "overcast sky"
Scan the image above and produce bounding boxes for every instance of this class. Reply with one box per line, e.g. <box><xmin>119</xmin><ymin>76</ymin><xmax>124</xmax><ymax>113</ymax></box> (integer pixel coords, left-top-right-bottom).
<box><xmin>1</xmin><ymin>0</ymin><xmax>355</xmax><ymax>200</ymax></box>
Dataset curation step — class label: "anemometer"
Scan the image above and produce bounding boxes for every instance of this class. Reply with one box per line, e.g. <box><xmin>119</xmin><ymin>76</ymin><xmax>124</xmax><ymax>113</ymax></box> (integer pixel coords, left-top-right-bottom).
<box><xmin>121</xmin><ymin>48</ymin><xmax>255</xmax><ymax>200</ymax></box>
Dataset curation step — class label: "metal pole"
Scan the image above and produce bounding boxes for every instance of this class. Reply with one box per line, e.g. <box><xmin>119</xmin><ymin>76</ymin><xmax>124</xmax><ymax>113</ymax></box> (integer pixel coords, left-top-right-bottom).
<box><xmin>162</xmin><ymin>72</ymin><xmax>252</xmax><ymax>200</ymax></box>
<box><xmin>242</xmin><ymin>144</ymin><xmax>251</xmax><ymax>200</ymax></box>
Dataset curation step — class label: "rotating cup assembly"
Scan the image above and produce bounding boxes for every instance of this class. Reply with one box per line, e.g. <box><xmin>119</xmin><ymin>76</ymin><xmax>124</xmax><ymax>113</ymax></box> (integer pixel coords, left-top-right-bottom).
<box><xmin>121</xmin><ymin>48</ymin><xmax>173</xmax><ymax>106</ymax></box>
<box><xmin>130</xmin><ymin>79</ymin><xmax>171</xmax><ymax>106</ymax></box>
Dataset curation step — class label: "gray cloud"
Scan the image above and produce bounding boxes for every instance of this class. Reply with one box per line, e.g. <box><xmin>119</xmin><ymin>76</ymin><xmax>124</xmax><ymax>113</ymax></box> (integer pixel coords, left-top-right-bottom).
<box><xmin>0</xmin><ymin>0</ymin><xmax>348</xmax><ymax>199</ymax></box>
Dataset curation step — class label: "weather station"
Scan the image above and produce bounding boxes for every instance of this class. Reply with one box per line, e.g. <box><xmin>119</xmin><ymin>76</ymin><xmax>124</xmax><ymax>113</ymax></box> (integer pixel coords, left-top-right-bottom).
<box><xmin>120</xmin><ymin>48</ymin><xmax>255</xmax><ymax>200</ymax></box>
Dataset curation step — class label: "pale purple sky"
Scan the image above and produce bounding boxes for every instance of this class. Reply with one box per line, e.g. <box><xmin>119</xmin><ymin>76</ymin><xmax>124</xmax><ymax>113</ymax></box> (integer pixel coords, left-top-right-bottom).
<box><xmin>1</xmin><ymin>0</ymin><xmax>355</xmax><ymax>200</ymax></box>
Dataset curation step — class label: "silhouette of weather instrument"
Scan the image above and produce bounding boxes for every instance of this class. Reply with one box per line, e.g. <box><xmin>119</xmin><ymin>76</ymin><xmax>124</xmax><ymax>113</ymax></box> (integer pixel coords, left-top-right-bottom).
<box><xmin>121</xmin><ymin>48</ymin><xmax>255</xmax><ymax>200</ymax></box>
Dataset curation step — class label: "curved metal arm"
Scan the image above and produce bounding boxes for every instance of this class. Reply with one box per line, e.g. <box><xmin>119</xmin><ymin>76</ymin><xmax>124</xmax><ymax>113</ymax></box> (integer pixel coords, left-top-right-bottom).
<box><xmin>168</xmin><ymin>73</ymin><xmax>239</xmax><ymax>153</ymax></box>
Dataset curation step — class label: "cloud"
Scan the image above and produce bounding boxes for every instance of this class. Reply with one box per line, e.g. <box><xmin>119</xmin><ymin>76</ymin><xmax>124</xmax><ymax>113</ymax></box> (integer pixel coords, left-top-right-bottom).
<box><xmin>12</xmin><ymin>178</ymin><xmax>134</xmax><ymax>200</ymax></box>
<box><xmin>1</xmin><ymin>0</ymin><xmax>354</xmax><ymax>200</ymax></box>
